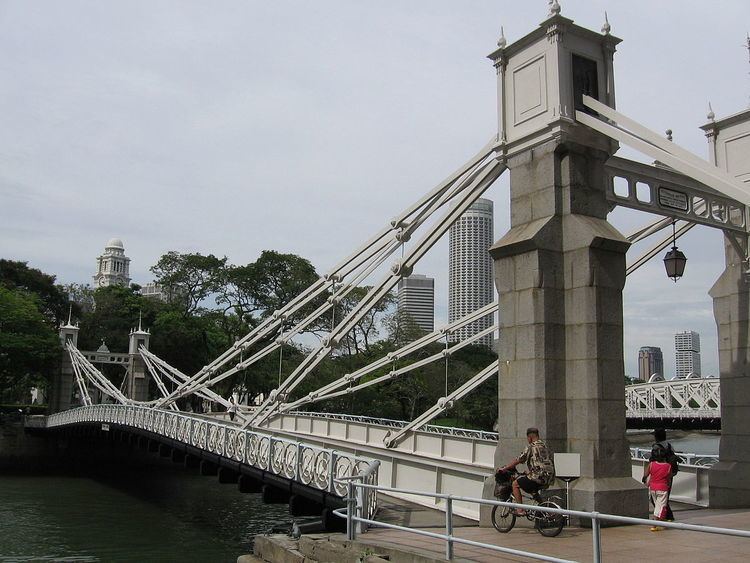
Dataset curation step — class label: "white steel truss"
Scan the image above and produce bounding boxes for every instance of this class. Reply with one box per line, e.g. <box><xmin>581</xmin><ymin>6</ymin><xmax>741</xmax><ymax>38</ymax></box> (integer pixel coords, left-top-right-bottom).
<box><xmin>625</xmin><ymin>378</ymin><xmax>720</xmax><ymax>420</ymax></box>
<box><xmin>280</xmin><ymin>300</ymin><xmax>498</xmax><ymax>414</ymax></box>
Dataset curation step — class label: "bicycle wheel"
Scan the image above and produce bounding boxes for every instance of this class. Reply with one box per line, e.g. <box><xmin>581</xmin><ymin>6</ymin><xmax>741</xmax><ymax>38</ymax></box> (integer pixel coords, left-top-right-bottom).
<box><xmin>491</xmin><ymin>500</ymin><xmax>516</xmax><ymax>533</ymax></box>
<box><xmin>534</xmin><ymin>501</ymin><xmax>564</xmax><ymax>537</ymax></box>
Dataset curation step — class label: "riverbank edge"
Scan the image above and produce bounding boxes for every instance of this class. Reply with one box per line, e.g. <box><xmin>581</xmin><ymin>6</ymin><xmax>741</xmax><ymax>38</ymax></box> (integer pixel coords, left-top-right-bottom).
<box><xmin>245</xmin><ymin>533</ymin><xmax>464</xmax><ymax>563</ymax></box>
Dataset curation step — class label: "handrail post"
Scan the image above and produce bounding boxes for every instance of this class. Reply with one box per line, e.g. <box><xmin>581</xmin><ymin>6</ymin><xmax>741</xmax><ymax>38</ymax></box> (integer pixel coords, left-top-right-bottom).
<box><xmin>591</xmin><ymin>512</ymin><xmax>602</xmax><ymax>563</ymax></box>
<box><xmin>355</xmin><ymin>476</ymin><xmax>367</xmax><ymax>535</ymax></box>
<box><xmin>445</xmin><ymin>497</ymin><xmax>454</xmax><ymax>560</ymax></box>
<box><xmin>347</xmin><ymin>479</ymin><xmax>356</xmax><ymax>541</ymax></box>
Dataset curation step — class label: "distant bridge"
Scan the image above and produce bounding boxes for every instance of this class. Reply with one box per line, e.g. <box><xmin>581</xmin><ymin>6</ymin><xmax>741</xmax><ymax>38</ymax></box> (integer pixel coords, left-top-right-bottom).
<box><xmin>625</xmin><ymin>378</ymin><xmax>720</xmax><ymax>429</ymax></box>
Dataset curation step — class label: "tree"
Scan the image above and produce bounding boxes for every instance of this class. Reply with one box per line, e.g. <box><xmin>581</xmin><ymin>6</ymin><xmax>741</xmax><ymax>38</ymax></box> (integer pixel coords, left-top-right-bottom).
<box><xmin>150</xmin><ymin>252</ymin><xmax>227</xmax><ymax>317</ymax></box>
<box><xmin>0</xmin><ymin>259</ymin><xmax>71</xmax><ymax>325</ymax></box>
<box><xmin>0</xmin><ymin>287</ymin><xmax>60</xmax><ymax>402</ymax></box>
<box><xmin>77</xmin><ymin>285</ymin><xmax>160</xmax><ymax>352</ymax></box>
<box><xmin>334</xmin><ymin>287</ymin><xmax>395</xmax><ymax>356</ymax></box>
<box><xmin>62</xmin><ymin>283</ymin><xmax>95</xmax><ymax>314</ymax></box>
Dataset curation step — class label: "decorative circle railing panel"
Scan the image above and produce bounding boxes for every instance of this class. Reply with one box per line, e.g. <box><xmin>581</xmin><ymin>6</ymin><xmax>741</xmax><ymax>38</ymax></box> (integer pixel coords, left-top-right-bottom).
<box><xmin>39</xmin><ymin>405</ymin><xmax>379</xmax><ymax>518</ymax></box>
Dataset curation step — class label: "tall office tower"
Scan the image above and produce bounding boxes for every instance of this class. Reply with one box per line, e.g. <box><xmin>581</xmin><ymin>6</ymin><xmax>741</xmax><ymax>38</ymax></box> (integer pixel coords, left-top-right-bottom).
<box><xmin>93</xmin><ymin>238</ymin><xmax>131</xmax><ymax>288</ymax></box>
<box><xmin>675</xmin><ymin>330</ymin><xmax>701</xmax><ymax>378</ymax></box>
<box><xmin>448</xmin><ymin>198</ymin><xmax>494</xmax><ymax>346</ymax></box>
<box><xmin>397</xmin><ymin>274</ymin><xmax>435</xmax><ymax>333</ymax></box>
<box><xmin>637</xmin><ymin>346</ymin><xmax>664</xmax><ymax>381</ymax></box>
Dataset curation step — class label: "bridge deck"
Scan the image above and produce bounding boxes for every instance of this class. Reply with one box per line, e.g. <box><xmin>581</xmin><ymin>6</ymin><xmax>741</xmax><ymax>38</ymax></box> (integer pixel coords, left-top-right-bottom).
<box><xmin>354</xmin><ymin>503</ymin><xmax>750</xmax><ymax>562</ymax></box>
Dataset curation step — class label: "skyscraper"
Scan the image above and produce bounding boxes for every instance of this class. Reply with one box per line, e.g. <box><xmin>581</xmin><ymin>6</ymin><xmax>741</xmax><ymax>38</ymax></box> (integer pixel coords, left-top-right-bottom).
<box><xmin>675</xmin><ymin>330</ymin><xmax>701</xmax><ymax>378</ymax></box>
<box><xmin>397</xmin><ymin>274</ymin><xmax>435</xmax><ymax>333</ymax></box>
<box><xmin>93</xmin><ymin>238</ymin><xmax>131</xmax><ymax>288</ymax></box>
<box><xmin>448</xmin><ymin>198</ymin><xmax>494</xmax><ymax>346</ymax></box>
<box><xmin>638</xmin><ymin>346</ymin><xmax>664</xmax><ymax>381</ymax></box>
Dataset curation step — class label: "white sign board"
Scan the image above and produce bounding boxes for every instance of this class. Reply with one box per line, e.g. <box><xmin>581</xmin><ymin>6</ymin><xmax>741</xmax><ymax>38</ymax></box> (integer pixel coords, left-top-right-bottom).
<box><xmin>554</xmin><ymin>453</ymin><xmax>581</xmax><ymax>479</ymax></box>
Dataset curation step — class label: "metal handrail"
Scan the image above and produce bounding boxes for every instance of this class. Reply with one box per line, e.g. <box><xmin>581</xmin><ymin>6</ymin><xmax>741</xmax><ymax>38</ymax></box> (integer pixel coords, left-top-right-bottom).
<box><xmin>337</xmin><ymin>481</ymin><xmax>750</xmax><ymax>562</ymax></box>
<box><xmin>288</xmin><ymin>411</ymin><xmax>500</xmax><ymax>441</ymax></box>
<box><xmin>629</xmin><ymin>446</ymin><xmax>719</xmax><ymax>468</ymax></box>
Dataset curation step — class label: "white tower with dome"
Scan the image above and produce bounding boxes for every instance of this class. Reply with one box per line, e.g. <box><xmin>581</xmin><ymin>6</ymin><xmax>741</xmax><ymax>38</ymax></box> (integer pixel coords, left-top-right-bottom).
<box><xmin>93</xmin><ymin>238</ymin><xmax>131</xmax><ymax>288</ymax></box>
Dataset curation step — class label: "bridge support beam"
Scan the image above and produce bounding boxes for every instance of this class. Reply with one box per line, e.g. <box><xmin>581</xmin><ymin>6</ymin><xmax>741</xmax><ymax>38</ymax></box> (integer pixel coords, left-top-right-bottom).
<box><xmin>171</xmin><ymin>449</ymin><xmax>185</xmax><ymax>464</ymax></box>
<box><xmin>218</xmin><ymin>467</ymin><xmax>239</xmax><ymax>484</ymax></box>
<box><xmin>262</xmin><ymin>484</ymin><xmax>291</xmax><ymax>504</ymax></box>
<box><xmin>199</xmin><ymin>459</ymin><xmax>218</xmax><ymax>476</ymax></box>
<box><xmin>184</xmin><ymin>454</ymin><xmax>200</xmax><ymax>469</ymax></box>
<box><xmin>486</xmin><ymin>140</ymin><xmax>647</xmax><ymax>521</ymax></box>
<box><xmin>709</xmin><ymin>235</ymin><xmax>750</xmax><ymax>507</ymax></box>
<box><xmin>238</xmin><ymin>474</ymin><xmax>263</xmax><ymax>493</ymax></box>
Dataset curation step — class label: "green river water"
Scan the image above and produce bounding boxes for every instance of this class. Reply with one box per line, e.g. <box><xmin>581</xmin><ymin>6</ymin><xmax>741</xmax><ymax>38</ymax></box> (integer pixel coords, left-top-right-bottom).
<box><xmin>0</xmin><ymin>463</ymin><xmax>290</xmax><ymax>562</ymax></box>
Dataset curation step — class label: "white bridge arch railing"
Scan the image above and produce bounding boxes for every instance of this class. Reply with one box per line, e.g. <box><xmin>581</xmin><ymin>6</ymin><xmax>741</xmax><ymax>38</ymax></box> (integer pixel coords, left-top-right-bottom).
<box><xmin>43</xmin><ymin>405</ymin><xmax>378</xmax><ymax>514</ymax></box>
<box><xmin>625</xmin><ymin>378</ymin><xmax>720</xmax><ymax>419</ymax></box>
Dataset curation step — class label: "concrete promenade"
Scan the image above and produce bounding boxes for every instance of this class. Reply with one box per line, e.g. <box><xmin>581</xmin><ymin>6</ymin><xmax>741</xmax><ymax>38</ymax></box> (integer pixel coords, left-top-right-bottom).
<box><xmin>359</xmin><ymin>501</ymin><xmax>750</xmax><ymax>562</ymax></box>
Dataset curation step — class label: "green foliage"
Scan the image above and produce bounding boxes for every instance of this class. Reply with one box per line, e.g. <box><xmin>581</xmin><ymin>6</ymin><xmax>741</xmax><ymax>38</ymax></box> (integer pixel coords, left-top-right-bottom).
<box><xmin>151</xmin><ymin>252</ymin><xmax>227</xmax><ymax>317</ymax></box>
<box><xmin>0</xmin><ymin>287</ymin><xmax>60</xmax><ymax>402</ymax></box>
<box><xmin>0</xmin><ymin>259</ymin><xmax>71</xmax><ymax>325</ymax></box>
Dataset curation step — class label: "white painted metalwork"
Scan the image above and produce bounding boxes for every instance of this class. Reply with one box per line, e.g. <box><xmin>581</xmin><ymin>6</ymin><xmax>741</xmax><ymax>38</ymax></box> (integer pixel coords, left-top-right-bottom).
<box><xmin>630</xmin><ymin>447</ymin><xmax>718</xmax><ymax>468</ymax></box>
<box><xmin>267</xmin><ymin>411</ymin><xmax>716</xmax><ymax>512</ymax></box>
<box><xmin>279</xmin><ymin>301</ymin><xmax>498</xmax><ymax>415</ymax></box>
<box><xmin>383</xmin><ymin>362</ymin><xmax>498</xmax><ymax>448</ymax></box>
<box><xmin>40</xmin><ymin>405</ymin><xmax>378</xmax><ymax>516</ymax></box>
<box><xmin>153</xmin><ymin>140</ymin><xmax>503</xmax><ymax>413</ymax></box>
<box><xmin>625</xmin><ymin>378</ymin><xmax>720</xmax><ymax>420</ymax></box>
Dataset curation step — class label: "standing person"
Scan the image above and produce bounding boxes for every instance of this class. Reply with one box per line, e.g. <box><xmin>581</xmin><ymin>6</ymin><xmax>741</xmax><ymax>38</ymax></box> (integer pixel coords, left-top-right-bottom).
<box><xmin>498</xmin><ymin>427</ymin><xmax>555</xmax><ymax>516</ymax></box>
<box><xmin>647</xmin><ymin>428</ymin><xmax>678</xmax><ymax>521</ymax></box>
<box><xmin>228</xmin><ymin>396</ymin><xmax>239</xmax><ymax>422</ymax></box>
<box><xmin>643</xmin><ymin>446</ymin><xmax>672</xmax><ymax>531</ymax></box>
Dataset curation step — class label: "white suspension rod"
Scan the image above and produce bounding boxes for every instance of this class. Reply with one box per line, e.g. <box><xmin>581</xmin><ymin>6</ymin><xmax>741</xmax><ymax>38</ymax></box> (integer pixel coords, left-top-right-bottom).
<box><xmin>247</xmin><ymin>161</ymin><xmax>506</xmax><ymax>427</ymax></box>
<box><xmin>302</xmin><ymin>324</ymin><xmax>499</xmax><ymax>407</ymax></box>
<box><xmin>281</xmin><ymin>302</ymin><xmax>499</xmax><ymax>412</ymax></box>
<box><xmin>627</xmin><ymin>221</ymin><xmax>695</xmax><ymax>276</ymax></box>
<box><xmin>384</xmin><ymin>362</ymin><xmax>499</xmax><ymax>448</ymax></box>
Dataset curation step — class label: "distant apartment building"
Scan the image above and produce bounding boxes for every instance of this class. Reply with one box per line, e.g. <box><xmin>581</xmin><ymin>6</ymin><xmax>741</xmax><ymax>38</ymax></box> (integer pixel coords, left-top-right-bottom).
<box><xmin>448</xmin><ymin>198</ymin><xmax>494</xmax><ymax>347</ymax></box>
<box><xmin>675</xmin><ymin>330</ymin><xmax>701</xmax><ymax>378</ymax></box>
<box><xmin>397</xmin><ymin>274</ymin><xmax>435</xmax><ymax>333</ymax></box>
<box><xmin>638</xmin><ymin>346</ymin><xmax>664</xmax><ymax>381</ymax></box>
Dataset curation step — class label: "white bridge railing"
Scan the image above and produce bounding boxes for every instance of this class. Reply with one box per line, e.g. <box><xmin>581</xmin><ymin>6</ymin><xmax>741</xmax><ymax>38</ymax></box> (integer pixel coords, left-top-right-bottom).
<box><xmin>40</xmin><ymin>405</ymin><xmax>379</xmax><ymax>515</ymax></box>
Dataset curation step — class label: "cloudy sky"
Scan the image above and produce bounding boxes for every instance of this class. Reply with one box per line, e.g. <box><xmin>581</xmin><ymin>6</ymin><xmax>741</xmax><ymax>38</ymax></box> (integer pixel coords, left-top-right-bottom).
<box><xmin>1</xmin><ymin>1</ymin><xmax>748</xmax><ymax>379</ymax></box>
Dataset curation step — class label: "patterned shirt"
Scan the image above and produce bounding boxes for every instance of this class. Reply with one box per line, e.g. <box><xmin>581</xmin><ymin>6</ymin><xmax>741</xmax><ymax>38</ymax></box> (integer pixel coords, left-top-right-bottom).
<box><xmin>518</xmin><ymin>439</ymin><xmax>555</xmax><ymax>486</ymax></box>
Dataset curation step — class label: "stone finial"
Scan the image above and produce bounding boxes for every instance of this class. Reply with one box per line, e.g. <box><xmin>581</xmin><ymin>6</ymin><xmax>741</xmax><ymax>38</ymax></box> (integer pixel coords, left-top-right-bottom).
<box><xmin>497</xmin><ymin>26</ymin><xmax>507</xmax><ymax>49</ymax></box>
<box><xmin>665</xmin><ymin>129</ymin><xmax>673</xmax><ymax>142</ymax></box>
<box><xmin>548</xmin><ymin>0</ymin><xmax>561</xmax><ymax>17</ymax></box>
<box><xmin>707</xmin><ymin>102</ymin><xmax>715</xmax><ymax>121</ymax></box>
<box><xmin>601</xmin><ymin>12</ymin><xmax>611</xmax><ymax>35</ymax></box>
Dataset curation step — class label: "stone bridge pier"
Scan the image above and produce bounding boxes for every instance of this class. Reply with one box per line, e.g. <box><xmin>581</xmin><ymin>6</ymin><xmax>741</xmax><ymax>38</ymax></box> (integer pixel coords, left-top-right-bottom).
<box><xmin>481</xmin><ymin>11</ymin><xmax>647</xmax><ymax>519</ymax></box>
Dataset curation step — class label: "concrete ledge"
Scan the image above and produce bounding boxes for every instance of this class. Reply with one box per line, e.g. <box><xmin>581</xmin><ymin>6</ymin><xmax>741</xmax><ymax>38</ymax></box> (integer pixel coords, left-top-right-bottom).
<box><xmin>251</xmin><ymin>534</ymin><xmax>472</xmax><ymax>563</ymax></box>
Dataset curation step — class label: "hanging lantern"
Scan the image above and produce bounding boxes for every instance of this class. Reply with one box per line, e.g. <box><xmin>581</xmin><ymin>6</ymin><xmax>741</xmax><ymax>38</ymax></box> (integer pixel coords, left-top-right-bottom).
<box><xmin>663</xmin><ymin>246</ymin><xmax>687</xmax><ymax>281</ymax></box>
<box><xmin>663</xmin><ymin>221</ymin><xmax>687</xmax><ymax>282</ymax></box>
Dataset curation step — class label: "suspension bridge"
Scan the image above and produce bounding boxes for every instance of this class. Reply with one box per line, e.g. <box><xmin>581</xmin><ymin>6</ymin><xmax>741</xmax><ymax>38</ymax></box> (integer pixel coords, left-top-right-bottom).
<box><xmin>30</xmin><ymin>4</ymin><xmax>750</xmax><ymax>539</ymax></box>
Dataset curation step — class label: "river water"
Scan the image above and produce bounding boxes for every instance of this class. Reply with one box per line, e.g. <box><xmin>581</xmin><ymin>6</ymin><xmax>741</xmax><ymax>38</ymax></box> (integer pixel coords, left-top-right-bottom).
<box><xmin>0</xmin><ymin>461</ymin><xmax>290</xmax><ymax>562</ymax></box>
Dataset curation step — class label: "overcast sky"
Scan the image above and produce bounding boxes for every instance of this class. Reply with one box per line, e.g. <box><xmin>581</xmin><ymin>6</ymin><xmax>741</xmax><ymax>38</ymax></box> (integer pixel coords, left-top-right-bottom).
<box><xmin>1</xmin><ymin>1</ymin><xmax>748</xmax><ymax>379</ymax></box>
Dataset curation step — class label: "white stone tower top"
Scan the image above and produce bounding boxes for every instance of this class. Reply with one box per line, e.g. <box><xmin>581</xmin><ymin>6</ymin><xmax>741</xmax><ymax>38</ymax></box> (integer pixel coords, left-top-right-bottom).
<box><xmin>93</xmin><ymin>238</ymin><xmax>131</xmax><ymax>288</ymax></box>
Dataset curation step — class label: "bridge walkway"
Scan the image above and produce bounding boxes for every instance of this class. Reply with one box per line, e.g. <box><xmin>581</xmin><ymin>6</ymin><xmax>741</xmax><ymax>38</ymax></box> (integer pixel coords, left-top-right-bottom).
<box><xmin>351</xmin><ymin>502</ymin><xmax>750</xmax><ymax>562</ymax></box>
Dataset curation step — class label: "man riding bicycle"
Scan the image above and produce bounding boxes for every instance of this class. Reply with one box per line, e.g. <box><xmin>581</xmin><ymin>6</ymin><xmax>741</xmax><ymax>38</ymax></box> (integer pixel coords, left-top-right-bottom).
<box><xmin>497</xmin><ymin>427</ymin><xmax>555</xmax><ymax>515</ymax></box>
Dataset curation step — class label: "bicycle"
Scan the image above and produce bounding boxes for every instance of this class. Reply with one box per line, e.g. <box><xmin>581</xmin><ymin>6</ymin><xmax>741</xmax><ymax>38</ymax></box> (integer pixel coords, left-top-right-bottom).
<box><xmin>491</xmin><ymin>475</ymin><xmax>565</xmax><ymax>537</ymax></box>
